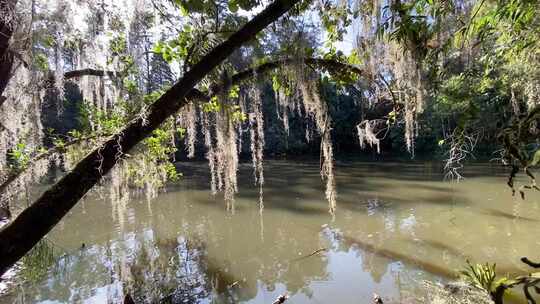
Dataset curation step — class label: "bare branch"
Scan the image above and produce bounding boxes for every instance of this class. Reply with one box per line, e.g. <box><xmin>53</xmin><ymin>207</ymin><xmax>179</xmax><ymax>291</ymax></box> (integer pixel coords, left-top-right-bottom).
<box><xmin>522</xmin><ymin>257</ymin><xmax>540</xmax><ymax>268</ymax></box>
<box><xmin>64</xmin><ymin>69</ymin><xmax>117</xmax><ymax>79</ymax></box>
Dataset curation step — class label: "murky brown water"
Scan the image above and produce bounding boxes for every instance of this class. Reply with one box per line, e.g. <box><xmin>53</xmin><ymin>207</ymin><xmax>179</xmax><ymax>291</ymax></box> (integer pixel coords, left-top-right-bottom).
<box><xmin>1</xmin><ymin>161</ymin><xmax>539</xmax><ymax>303</ymax></box>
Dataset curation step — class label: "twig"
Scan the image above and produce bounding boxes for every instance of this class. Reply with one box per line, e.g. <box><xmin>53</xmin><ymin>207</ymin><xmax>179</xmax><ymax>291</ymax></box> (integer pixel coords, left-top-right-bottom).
<box><xmin>521</xmin><ymin>257</ymin><xmax>540</xmax><ymax>268</ymax></box>
<box><xmin>292</xmin><ymin>248</ymin><xmax>328</xmax><ymax>262</ymax></box>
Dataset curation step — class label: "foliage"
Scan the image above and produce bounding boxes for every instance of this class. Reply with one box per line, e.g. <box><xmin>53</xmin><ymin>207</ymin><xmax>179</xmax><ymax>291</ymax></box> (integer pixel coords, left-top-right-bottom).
<box><xmin>460</xmin><ymin>260</ymin><xmax>498</xmax><ymax>293</ymax></box>
<box><xmin>7</xmin><ymin>143</ymin><xmax>31</xmax><ymax>171</ymax></box>
<box><xmin>19</xmin><ymin>239</ymin><xmax>56</xmax><ymax>283</ymax></box>
<box><xmin>460</xmin><ymin>258</ymin><xmax>540</xmax><ymax>304</ymax></box>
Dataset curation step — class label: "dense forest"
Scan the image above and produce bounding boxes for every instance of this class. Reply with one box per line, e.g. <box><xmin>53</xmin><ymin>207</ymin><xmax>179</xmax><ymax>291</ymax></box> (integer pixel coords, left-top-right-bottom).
<box><xmin>0</xmin><ymin>0</ymin><xmax>539</xmax><ymax>303</ymax></box>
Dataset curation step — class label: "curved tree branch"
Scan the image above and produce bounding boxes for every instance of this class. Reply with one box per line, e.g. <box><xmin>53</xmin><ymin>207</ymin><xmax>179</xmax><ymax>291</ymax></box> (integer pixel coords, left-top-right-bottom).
<box><xmin>214</xmin><ymin>57</ymin><xmax>366</xmax><ymax>96</ymax></box>
<box><xmin>522</xmin><ymin>257</ymin><xmax>540</xmax><ymax>269</ymax></box>
<box><xmin>63</xmin><ymin>57</ymin><xmax>365</xmax><ymax>98</ymax></box>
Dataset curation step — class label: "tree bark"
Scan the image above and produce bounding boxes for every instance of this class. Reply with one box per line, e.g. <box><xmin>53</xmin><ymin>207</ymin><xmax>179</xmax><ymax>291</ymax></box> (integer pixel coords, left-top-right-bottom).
<box><xmin>0</xmin><ymin>0</ymin><xmax>18</xmax><ymax>100</ymax></box>
<box><xmin>0</xmin><ymin>0</ymin><xmax>299</xmax><ymax>276</ymax></box>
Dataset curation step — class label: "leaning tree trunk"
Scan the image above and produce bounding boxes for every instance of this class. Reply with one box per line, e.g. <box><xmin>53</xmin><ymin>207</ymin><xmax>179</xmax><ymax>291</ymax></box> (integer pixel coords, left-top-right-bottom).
<box><xmin>0</xmin><ymin>0</ymin><xmax>17</xmax><ymax>102</ymax></box>
<box><xmin>0</xmin><ymin>0</ymin><xmax>299</xmax><ymax>276</ymax></box>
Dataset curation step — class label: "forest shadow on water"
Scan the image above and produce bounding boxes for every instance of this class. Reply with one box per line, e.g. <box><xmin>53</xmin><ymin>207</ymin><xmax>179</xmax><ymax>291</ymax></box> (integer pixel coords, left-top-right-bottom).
<box><xmin>1</xmin><ymin>161</ymin><xmax>539</xmax><ymax>304</ymax></box>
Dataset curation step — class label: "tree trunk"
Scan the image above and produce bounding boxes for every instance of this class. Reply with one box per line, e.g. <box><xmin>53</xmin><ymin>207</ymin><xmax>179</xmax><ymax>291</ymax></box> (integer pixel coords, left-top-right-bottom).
<box><xmin>0</xmin><ymin>0</ymin><xmax>299</xmax><ymax>276</ymax></box>
<box><xmin>0</xmin><ymin>0</ymin><xmax>17</xmax><ymax>100</ymax></box>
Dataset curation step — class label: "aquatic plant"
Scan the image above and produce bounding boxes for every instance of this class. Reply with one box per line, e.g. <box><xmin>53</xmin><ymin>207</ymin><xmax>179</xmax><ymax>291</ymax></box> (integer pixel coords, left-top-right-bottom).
<box><xmin>459</xmin><ymin>260</ymin><xmax>498</xmax><ymax>293</ymax></box>
<box><xmin>460</xmin><ymin>258</ymin><xmax>540</xmax><ymax>304</ymax></box>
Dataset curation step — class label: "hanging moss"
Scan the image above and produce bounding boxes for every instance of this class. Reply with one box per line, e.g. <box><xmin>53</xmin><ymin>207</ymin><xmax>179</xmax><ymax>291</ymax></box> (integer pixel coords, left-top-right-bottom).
<box><xmin>357</xmin><ymin>120</ymin><xmax>381</xmax><ymax>153</ymax></box>
<box><xmin>248</xmin><ymin>86</ymin><xmax>265</xmax><ymax>210</ymax></box>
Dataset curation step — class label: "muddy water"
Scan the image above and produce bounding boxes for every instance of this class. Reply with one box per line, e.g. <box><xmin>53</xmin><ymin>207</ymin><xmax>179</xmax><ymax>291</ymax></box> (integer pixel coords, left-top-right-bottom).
<box><xmin>1</xmin><ymin>161</ymin><xmax>539</xmax><ymax>303</ymax></box>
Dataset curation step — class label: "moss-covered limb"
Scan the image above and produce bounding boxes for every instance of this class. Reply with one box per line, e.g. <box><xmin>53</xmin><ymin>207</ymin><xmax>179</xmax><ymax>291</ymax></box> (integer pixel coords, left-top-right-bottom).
<box><xmin>0</xmin><ymin>0</ymin><xmax>300</xmax><ymax>277</ymax></box>
<box><xmin>500</xmin><ymin>105</ymin><xmax>540</xmax><ymax>198</ymax></box>
<box><xmin>62</xmin><ymin>57</ymin><xmax>365</xmax><ymax>101</ymax></box>
<box><xmin>211</xmin><ymin>57</ymin><xmax>366</xmax><ymax>97</ymax></box>
<box><xmin>0</xmin><ymin>55</ymin><xmax>362</xmax><ymax>209</ymax></box>
<box><xmin>0</xmin><ymin>135</ymin><xmax>103</xmax><ymax>196</ymax></box>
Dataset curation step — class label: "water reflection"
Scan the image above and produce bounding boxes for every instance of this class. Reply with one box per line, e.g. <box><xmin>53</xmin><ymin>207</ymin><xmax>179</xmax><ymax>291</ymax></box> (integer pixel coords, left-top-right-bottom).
<box><xmin>1</xmin><ymin>161</ymin><xmax>539</xmax><ymax>303</ymax></box>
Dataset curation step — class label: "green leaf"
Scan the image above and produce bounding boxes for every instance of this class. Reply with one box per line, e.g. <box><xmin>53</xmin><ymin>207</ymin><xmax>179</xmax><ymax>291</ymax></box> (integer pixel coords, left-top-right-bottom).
<box><xmin>228</xmin><ymin>0</ymin><xmax>239</xmax><ymax>12</ymax></box>
<box><xmin>152</xmin><ymin>42</ymin><xmax>164</xmax><ymax>54</ymax></box>
<box><xmin>179</xmin><ymin>5</ymin><xmax>189</xmax><ymax>16</ymax></box>
<box><xmin>228</xmin><ymin>85</ymin><xmax>240</xmax><ymax>99</ymax></box>
<box><xmin>272</xmin><ymin>75</ymin><xmax>281</xmax><ymax>91</ymax></box>
<box><xmin>177</xmin><ymin>127</ymin><xmax>186</xmax><ymax>138</ymax></box>
<box><xmin>530</xmin><ymin>149</ymin><xmax>540</xmax><ymax>166</ymax></box>
<box><xmin>347</xmin><ymin>49</ymin><xmax>361</xmax><ymax>65</ymax></box>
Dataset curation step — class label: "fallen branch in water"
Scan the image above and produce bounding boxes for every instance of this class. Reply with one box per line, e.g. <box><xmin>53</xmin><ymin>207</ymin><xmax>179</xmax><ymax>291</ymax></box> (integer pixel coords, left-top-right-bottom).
<box><xmin>292</xmin><ymin>248</ymin><xmax>328</xmax><ymax>262</ymax></box>
<box><xmin>272</xmin><ymin>294</ymin><xmax>288</xmax><ymax>304</ymax></box>
<box><xmin>521</xmin><ymin>257</ymin><xmax>540</xmax><ymax>268</ymax></box>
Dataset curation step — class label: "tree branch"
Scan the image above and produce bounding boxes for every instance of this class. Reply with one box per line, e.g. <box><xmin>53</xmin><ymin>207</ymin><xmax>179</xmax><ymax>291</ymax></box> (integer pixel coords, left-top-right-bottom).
<box><xmin>522</xmin><ymin>257</ymin><xmax>540</xmax><ymax>268</ymax></box>
<box><xmin>64</xmin><ymin>69</ymin><xmax>117</xmax><ymax>79</ymax></box>
<box><xmin>61</xmin><ymin>57</ymin><xmax>365</xmax><ymax>102</ymax></box>
<box><xmin>0</xmin><ymin>135</ymin><xmax>102</xmax><ymax>196</ymax></box>
<box><xmin>210</xmin><ymin>57</ymin><xmax>366</xmax><ymax>97</ymax></box>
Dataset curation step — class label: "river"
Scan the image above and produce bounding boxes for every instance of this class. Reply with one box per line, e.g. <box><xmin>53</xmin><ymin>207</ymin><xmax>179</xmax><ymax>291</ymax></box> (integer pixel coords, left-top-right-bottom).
<box><xmin>1</xmin><ymin>161</ymin><xmax>539</xmax><ymax>303</ymax></box>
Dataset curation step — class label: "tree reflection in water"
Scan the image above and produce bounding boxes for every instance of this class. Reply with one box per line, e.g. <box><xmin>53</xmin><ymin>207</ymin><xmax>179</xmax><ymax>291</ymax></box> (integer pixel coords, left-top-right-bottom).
<box><xmin>2</xmin><ymin>223</ymin><xmax>463</xmax><ymax>304</ymax></box>
<box><xmin>1</xmin><ymin>208</ymin><xmax>447</xmax><ymax>303</ymax></box>
<box><xmin>3</xmin><ymin>162</ymin><xmax>537</xmax><ymax>303</ymax></box>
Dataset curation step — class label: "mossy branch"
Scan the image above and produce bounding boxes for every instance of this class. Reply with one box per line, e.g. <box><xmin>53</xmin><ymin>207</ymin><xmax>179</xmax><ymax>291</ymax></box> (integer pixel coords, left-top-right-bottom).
<box><xmin>0</xmin><ymin>57</ymin><xmax>363</xmax><ymax>206</ymax></box>
<box><xmin>0</xmin><ymin>135</ymin><xmax>103</xmax><ymax>195</ymax></box>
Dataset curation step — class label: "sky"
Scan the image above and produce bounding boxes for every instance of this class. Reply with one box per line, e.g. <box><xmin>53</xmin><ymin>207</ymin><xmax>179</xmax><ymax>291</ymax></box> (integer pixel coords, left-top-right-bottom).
<box><xmin>239</xmin><ymin>1</ymin><xmax>359</xmax><ymax>56</ymax></box>
<box><xmin>334</xmin><ymin>21</ymin><xmax>358</xmax><ymax>55</ymax></box>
